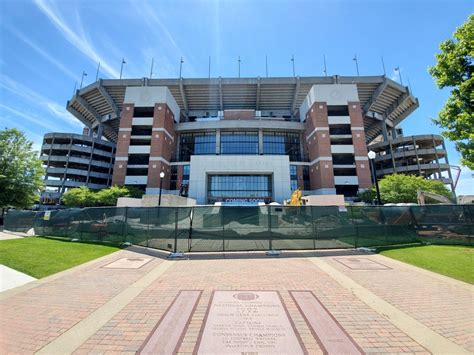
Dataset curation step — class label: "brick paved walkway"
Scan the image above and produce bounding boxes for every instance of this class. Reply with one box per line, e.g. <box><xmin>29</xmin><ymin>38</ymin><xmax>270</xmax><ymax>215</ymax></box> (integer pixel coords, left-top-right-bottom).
<box><xmin>0</xmin><ymin>247</ymin><xmax>472</xmax><ymax>354</ymax></box>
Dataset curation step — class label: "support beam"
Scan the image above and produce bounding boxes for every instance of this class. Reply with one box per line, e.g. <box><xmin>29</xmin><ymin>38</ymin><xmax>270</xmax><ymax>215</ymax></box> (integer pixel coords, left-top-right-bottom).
<box><xmin>74</xmin><ymin>95</ymin><xmax>102</xmax><ymax>122</ymax></box>
<box><xmin>218</xmin><ymin>77</ymin><xmax>223</xmax><ymax>112</ymax></box>
<box><xmin>66</xmin><ymin>103</ymin><xmax>92</xmax><ymax>128</ymax></box>
<box><xmin>256</xmin><ymin>77</ymin><xmax>261</xmax><ymax>111</ymax></box>
<box><xmin>392</xmin><ymin>97</ymin><xmax>419</xmax><ymax>126</ymax></box>
<box><xmin>179</xmin><ymin>78</ymin><xmax>189</xmax><ymax>118</ymax></box>
<box><xmin>366</xmin><ymin>111</ymin><xmax>394</xmax><ymax>128</ymax></box>
<box><xmin>384</xmin><ymin>92</ymin><xmax>409</xmax><ymax>120</ymax></box>
<box><xmin>291</xmin><ymin>76</ymin><xmax>300</xmax><ymax>117</ymax></box>
<box><xmin>97</xmin><ymin>80</ymin><xmax>120</xmax><ymax>118</ymax></box>
<box><xmin>362</xmin><ymin>79</ymin><xmax>388</xmax><ymax>114</ymax></box>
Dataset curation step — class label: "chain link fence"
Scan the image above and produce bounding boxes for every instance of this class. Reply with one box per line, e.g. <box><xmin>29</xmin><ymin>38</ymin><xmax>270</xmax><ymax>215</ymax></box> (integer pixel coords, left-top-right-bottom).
<box><xmin>4</xmin><ymin>205</ymin><xmax>473</xmax><ymax>252</ymax></box>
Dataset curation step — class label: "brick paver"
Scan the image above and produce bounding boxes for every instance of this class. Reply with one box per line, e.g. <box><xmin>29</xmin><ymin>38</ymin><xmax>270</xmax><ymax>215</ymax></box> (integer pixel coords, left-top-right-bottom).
<box><xmin>326</xmin><ymin>253</ymin><xmax>474</xmax><ymax>352</ymax></box>
<box><xmin>75</xmin><ymin>254</ymin><xmax>429</xmax><ymax>354</ymax></box>
<box><xmin>0</xmin><ymin>250</ymin><xmax>163</xmax><ymax>353</ymax></box>
<box><xmin>1</xmin><ymin>248</ymin><xmax>472</xmax><ymax>354</ymax></box>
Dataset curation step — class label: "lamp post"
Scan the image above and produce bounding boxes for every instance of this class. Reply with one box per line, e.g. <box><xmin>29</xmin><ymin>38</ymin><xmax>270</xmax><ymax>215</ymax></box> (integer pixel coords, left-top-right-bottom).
<box><xmin>368</xmin><ymin>150</ymin><xmax>382</xmax><ymax>205</ymax></box>
<box><xmin>158</xmin><ymin>171</ymin><xmax>165</xmax><ymax>206</ymax></box>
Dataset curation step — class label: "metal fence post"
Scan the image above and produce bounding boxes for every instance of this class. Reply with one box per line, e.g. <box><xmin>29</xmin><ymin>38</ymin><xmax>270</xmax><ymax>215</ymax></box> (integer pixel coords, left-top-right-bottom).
<box><xmin>311</xmin><ymin>206</ymin><xmax>317</xmax><ymax>250</ymax></box>
<box><xmin>174</xmin><ymin>208</ymin><xmax>178</xmax><ymax>253</ymax></box>
<box><xmin>222</xmin><ymin>207</ymin><xmax>225</xmax><ymax>252</ymax></box>
<box><xmin>268</xmin><ymin>205</ymin><xmax>273</xmax><ymax>250</ymax></box>
<box><xmin>146</xmin><ymin>208</ymin><xmax>150</xmax><ymax>248</ymax></box>
<box><xmin>122</xmin><ymin>207</ymin><xmax>128</xmax><ymax>243</ymax></box>
<box><xmin>79</xmin><ymin>209</ymin><xmax>84</xmax><ymax>241</ymax></box>
<box><xmin>350</xmin><ymin>206</ymin><xmax>359</xmax><ymax>249</ymax></box>
<box><xmin>188</xmin><ymin>207</ymin><xmax>194</xmax><ymax>252</ymax></box>
<box><xmin>65</xmin><ymin>213</ymin><xmax>71</xmax><ymax>239</ymax></box>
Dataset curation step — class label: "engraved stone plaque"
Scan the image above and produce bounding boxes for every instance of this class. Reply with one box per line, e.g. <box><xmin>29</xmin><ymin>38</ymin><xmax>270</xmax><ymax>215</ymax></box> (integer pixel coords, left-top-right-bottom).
<box><xmin>334</xmin><ymin>258</ymin><xmax>391</xmax><ymax>270</ymax></box>
<box><xmin>195</xmin><ymin>291</ymin><xmax>305</xmax><ymax>354</ymax></box>
<box><xmin>290</xmin><ymin>291</ymin><xmax>363</xmax><ymax>355</ymax></box>
<box><xmin>102</xmin><ymin>257</ymin><xmax>152</xmax><ymax>269</ymax></box>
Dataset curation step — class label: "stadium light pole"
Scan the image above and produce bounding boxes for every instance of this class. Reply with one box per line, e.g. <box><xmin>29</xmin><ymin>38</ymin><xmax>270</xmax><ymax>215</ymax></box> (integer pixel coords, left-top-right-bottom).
<box><xmin>158</xmin><ymin>171</ymin><xmax>165</xmax><ymax>206</ymax></box>
<box><xmin>291</xmin><ymin>55</ymin><xmax>295</xmax><ymax>77</ymax></box>
<box><xmin>353</xmin><ymin>54</ymin><xmax>359</xmax><ymax>76</ymax></box>
<box><xmin>395</xmin><ymin>67</ymin><xmax>403</xmax><ymax>85</ymax></box>
<box><xmin>120</xmin><ymin>58</ymin><xmax>126</xmax><ymax>79</ymax></box>
<box><xmin>80</xmin><ymin>71</ymin><xmax>87</xmax><ymax>89</ymax></box>
<box><xmin>368</xmin><ymin>150</ymin><xmax>382</xmax><ymax>205</ymax></box>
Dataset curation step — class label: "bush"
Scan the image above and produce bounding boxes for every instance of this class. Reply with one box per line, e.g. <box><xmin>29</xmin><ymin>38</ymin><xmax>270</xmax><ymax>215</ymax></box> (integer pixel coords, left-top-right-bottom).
<box><xmin>62</xmin><ymin>186</ymin><xmax>144</xmax><ymax>207</ymax></box>
<box><xmin>359</xmin><ymin>174</ymin><xmax>452</xmax><ymax>204</ymax></box>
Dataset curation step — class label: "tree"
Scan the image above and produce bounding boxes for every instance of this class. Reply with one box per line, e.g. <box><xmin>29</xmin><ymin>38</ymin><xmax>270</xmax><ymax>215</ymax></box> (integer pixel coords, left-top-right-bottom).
<box><xmin>95</xmin><ymin>185</ymin><xmax>133</xmax><ymax>206</ymax></box>
<box><xmin>359</xmin><ymin>174</ymin><xmax>452</xmax><ymax>204</ymax></box>
<box><xmin>0</xmin><ymin>128</ymin><xmax>44</xmax><ymax>210</ymax></box>
<box><xmin>428</xmin><ymin>15</ymin><xmax>473</xmax><ymax>169</ymax></box>
<box><xmin>62</xmin><ymin>185</ymin><xmax>144</xmax><ymax>207</ymax></box>
<box><xmin>61</xmin><ymin>186</ymin><xmax>96</xmax><ymax>207</ymax></box>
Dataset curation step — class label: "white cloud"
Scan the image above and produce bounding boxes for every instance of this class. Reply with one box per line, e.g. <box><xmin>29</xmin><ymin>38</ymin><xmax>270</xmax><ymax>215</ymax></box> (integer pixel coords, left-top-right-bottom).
<box><xmin>33</xmin><ymin>0</ymin><xmax>119</xmax><ymax>78</ymax></box>
<box><xmin>9</xmin><ymin>28</ymin><xmax>80</xmax><ymax>82</ymax></box>
<box><xmin>0</xmin><ymin>74</ymin><xmax>81</xmax><ymax>128</ymax></box>
<box><xmin>0</xmin><ymin>103</ymin><xmax>57</xmax><ymax>131</ymax></box>
<box><xmin>130</xmin><ymin>0</ymin><xmax>196</xmax><ymax>77</ymax></box>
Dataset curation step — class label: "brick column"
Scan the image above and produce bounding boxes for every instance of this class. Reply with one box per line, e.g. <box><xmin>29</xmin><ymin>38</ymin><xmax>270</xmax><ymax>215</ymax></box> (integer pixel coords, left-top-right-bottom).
<box><xmin>177</xmin><ymin>165</ymin><xmax>184</xmax><ymax>193</ymax></box>
<box><xmin>111</xmin><ymin>103</ymin><xmax>134</xmax><ymax>185</ymax></box>
<box><xmin>296</xmin><ymin>165</ymin><xmax>304</xmax><ymax>189</ymax></box>
<box><xmin>348</xmin><ymin>102</ymin><xmax>371</xmax><ymax>189</ymax></box>
<box><xmin>304</xmin><ymin>102</ymin><xmax>334</xmax><ymax>191</ymax></box>
<box><xmin>147</xmin><ymin>104</ymin><xmax>176</xmax><ymax>189</ymax></box>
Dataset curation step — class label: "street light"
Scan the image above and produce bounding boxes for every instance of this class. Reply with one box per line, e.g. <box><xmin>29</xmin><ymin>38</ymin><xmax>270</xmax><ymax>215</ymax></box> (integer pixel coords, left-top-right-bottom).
<box><xmin>158</xmin><ymin>171</ymin><xmax>165</xmax><ymax>206</ymax></box>
<box><xmin>368</xmin><ymin>150</ymin><xmax>382</xmax><ymax>205</ymax></box>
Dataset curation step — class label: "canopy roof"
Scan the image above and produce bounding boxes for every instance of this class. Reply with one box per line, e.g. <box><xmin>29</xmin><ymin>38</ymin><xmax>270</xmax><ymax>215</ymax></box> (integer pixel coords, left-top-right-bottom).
<box><xmin>67</xmin><ymin>75</ymin><xmax>419</xmax><ymax>143</ymax></box>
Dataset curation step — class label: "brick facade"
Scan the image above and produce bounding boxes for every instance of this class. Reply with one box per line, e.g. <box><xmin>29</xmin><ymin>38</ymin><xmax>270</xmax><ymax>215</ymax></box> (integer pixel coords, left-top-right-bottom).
<box><xmin>304</xmin><ymin>102</ymin><xmax>335</xmax><ymax>190</ymax></box>
<box><xmin>348</xmin><ymin>102</ymin><xmax>372</xmax><ymax>189</ymax></box>
<box><xmin>147</xmin><ymin>104</ymin><xmax>176</xmax><ymax>189</ymax></box>
<box><xmin>111</xmin><ymin>103</ymin><xmax>134</xmax><ymax>185</ymax></box>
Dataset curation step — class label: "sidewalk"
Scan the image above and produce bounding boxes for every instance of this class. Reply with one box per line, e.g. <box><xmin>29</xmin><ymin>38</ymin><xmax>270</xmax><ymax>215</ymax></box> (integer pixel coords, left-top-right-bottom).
<box><xmin>0</xmin><ymin>265</ymin><xmax>36</xmax><ymax>292</ymax></box>
<box><xmin>0</xmin><ymin>247</ymin><xmax>472</xmax><ymax>354</ymax></box>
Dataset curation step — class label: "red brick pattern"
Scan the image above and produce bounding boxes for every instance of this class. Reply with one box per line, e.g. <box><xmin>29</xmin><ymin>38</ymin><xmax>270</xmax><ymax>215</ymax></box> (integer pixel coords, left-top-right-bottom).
<box><xmin>348</xmin><ymin>102</ymin><xmax>372</xmax><ymax>189</ymax></box>
<box><xmin>3</xmin><ymin>250</ymin><xmax>471</xmax><ymax>354</ymax></box>
<box><xmin>74</xmin><ymin>254</ymin><xmax>430</xmax><ymax>354</ymax></box>
<box><xmin>147</xmin><ymin>104</ymin><xmax>176</xmax><ymax>189</ymax></box>
<box><xmin>223</xmin><ymin>109</ymin><xmax>255</xmax><ymax>120</ymax></box>
<box><xmin>327</xmin><ymin>255</ymin><xmax>474</xmax><ymax>352</ymax></box>
<box><xmin>355</xmin><ymin>160</ymin><xmax>372</xmax><ymax>189</ymax></box>
<box><xmin>296</xmin><ymin>165</ymin><xmax>304</xmax><ymax>189</ymax></box>
<box><xmin>304</xmin><ymin>102</ymin><xmax>334</xmax><ymax>190</ymax></box>
<box><xmin>309</xmin><ymin>160</ymin><xmax>335</xmax><ymax>190</ymax></box>
<box><xmin>0</xmin><ymin>250</ymin><xmax>163</xmax><ymax>354</ymax></box>
<box><xmin>111</xmin><ymin>104</ymin><xmax>134</xmax><ymax>185</ymax></box>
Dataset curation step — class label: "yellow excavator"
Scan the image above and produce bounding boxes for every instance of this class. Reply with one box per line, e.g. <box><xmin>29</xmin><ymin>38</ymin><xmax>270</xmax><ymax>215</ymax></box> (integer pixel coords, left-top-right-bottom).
<box><xmin>288</xmin><ymin>188</ymin><xmax>303</xmax><ymax>206</ymax></box>
<box><xmin>417</xmin><ymin>189</ymin><xmax>454</xmax><ymax>205</ymax></box>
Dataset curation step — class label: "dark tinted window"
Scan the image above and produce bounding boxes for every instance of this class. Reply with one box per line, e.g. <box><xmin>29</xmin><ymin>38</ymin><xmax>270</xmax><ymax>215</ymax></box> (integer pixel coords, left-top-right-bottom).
<box><xmin>327</xmin><ymin>105</ymin><xmax>349</xmax><ymax>116</ymax></box>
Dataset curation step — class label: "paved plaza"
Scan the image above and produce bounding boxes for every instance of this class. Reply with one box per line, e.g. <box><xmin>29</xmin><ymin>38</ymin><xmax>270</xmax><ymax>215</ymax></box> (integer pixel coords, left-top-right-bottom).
<box><xmin>0</xmin><ymin>246</ymin><xmax>472</xmax><ymax>354</ymax></box>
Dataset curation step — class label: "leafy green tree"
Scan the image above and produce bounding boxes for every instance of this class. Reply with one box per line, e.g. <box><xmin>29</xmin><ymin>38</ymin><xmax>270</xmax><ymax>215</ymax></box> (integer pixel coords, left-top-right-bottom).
<box><xmin>95</xmin><ymin>185</ymin><xmax>132</xmax><ymax>206</ymax></box>
<box><xmin>123</xmin><ymin>186</ymin><xmax>145</xmax><ymax>199</ymax></box>
<box><xmin>0</xmin><ymin>128</ymin><xmax>44</xmax><ymax>210</ymax></box>
<box><xmin>359</xmin><ymin>174</ymin><xmax>452</xmax><ymax>204</ymax></box>
<box><xmin>62</xmin><ymin>185</ymin><xmax>144</xmax><ymax>207</ymax></box>
<box><xmin>428</xmin><ymin>14</ymin><xmax>473</xmax><ymax>169</ymax></box>
<box><xmin>61</xmin><ymin>186</ymin><xmax>96</xmax><ymax>207</ymax></box>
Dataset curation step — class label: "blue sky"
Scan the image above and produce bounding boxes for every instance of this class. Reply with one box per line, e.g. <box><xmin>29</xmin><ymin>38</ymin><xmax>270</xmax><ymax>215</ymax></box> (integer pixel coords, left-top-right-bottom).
<box><xmin>0</xmin><ymin>0</ymin><xmax>472</xmax><ymax>194</ymax></box>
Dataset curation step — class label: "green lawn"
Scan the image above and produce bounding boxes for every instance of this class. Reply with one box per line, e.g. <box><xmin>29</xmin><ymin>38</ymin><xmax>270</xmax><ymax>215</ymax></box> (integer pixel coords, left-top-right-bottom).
<box><xmin>0</xmin><ymin>237</ymin><xmax>120</xmax><ymax>278</ymax></box>
<box><xmin>379</xmin><ymin>245</ymin><xmax>474</xmax><ymax>284</ymax></box>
